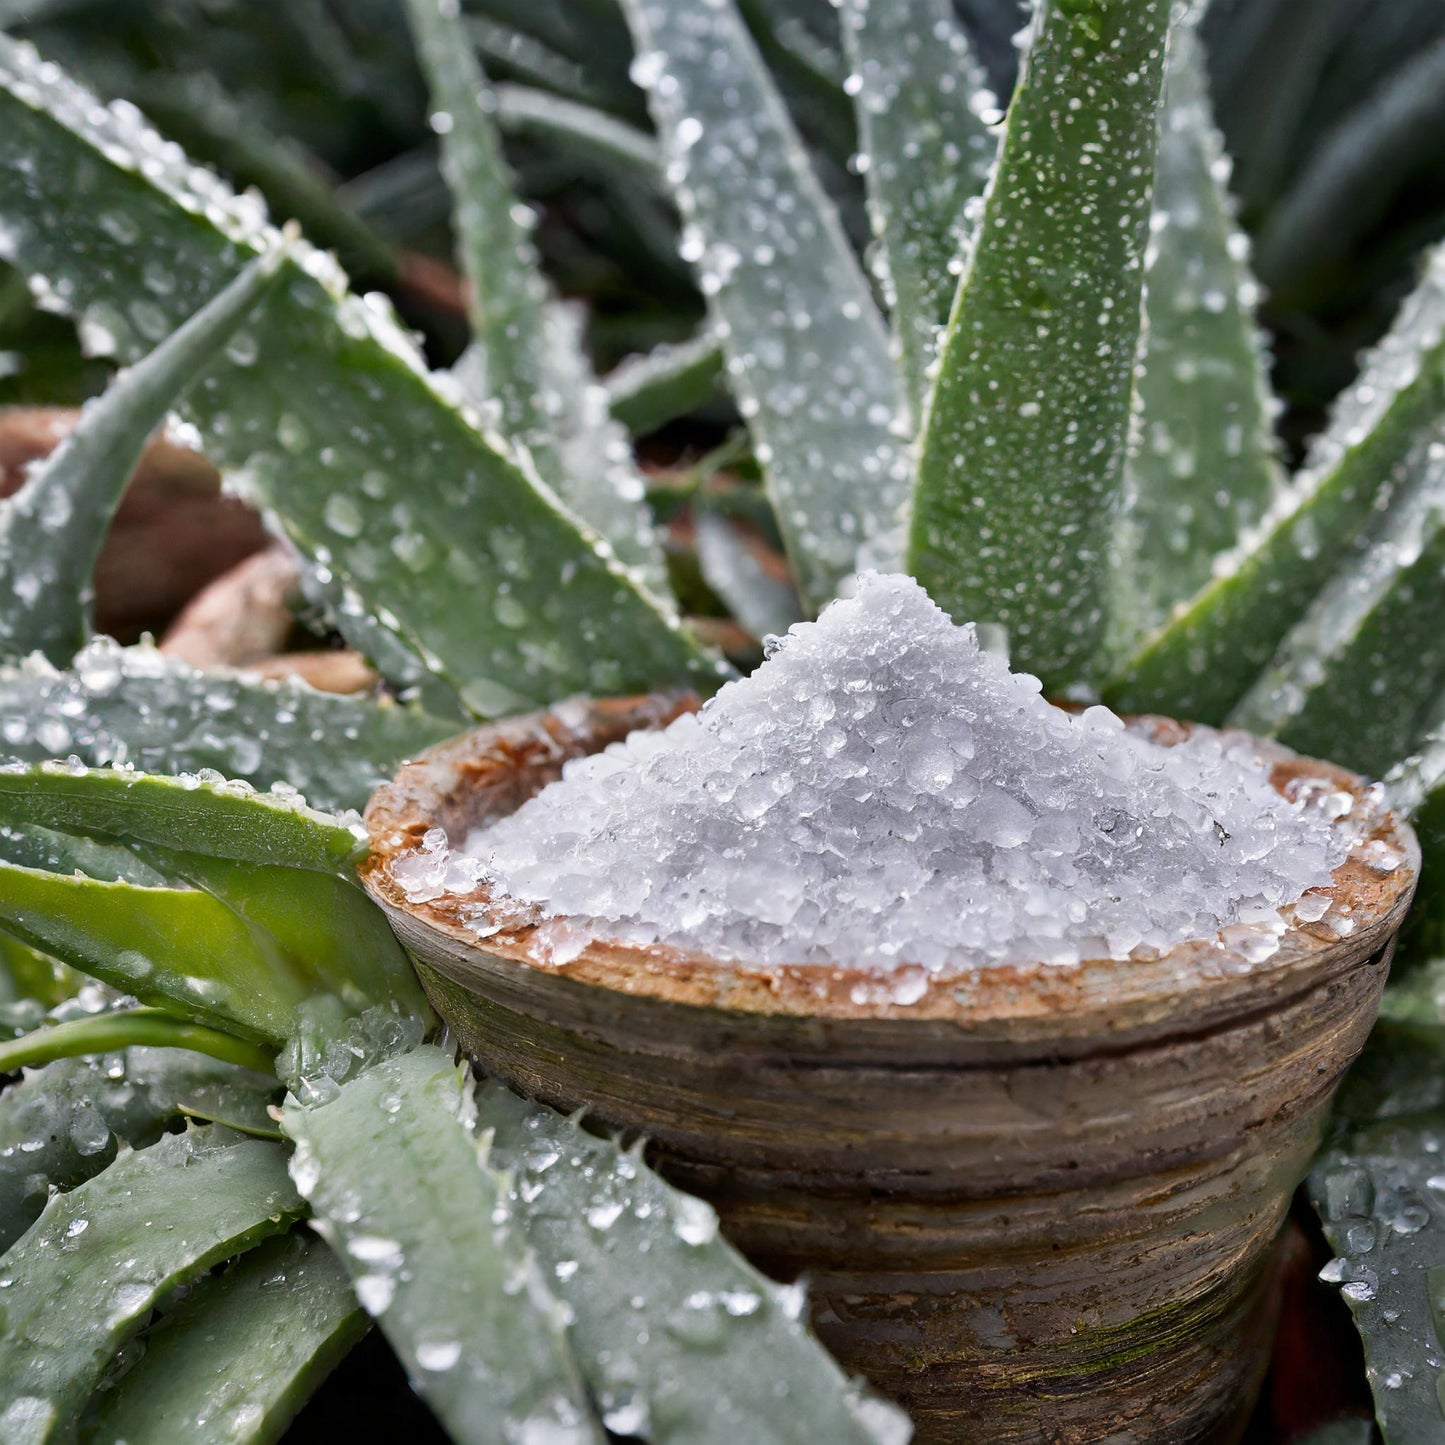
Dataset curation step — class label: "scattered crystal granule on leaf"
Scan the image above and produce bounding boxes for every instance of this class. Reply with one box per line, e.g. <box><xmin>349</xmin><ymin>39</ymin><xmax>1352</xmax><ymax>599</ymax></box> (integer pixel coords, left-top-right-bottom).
<box><xmin>408</xmin><ymin>574</ymin><xmax>1358</xmax><ymax>973</ymax></box>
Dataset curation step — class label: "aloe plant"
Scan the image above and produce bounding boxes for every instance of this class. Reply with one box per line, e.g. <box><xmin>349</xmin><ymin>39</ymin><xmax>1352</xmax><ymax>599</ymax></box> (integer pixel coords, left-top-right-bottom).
<box><xmin>1</xmin><ymin>0</ymin><xmax>1445</xmax><ymax>1439</ymax></box>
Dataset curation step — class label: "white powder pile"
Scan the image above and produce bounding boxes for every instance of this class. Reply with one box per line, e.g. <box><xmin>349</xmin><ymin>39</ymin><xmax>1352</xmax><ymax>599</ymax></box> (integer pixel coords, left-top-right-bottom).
<box><xmin>397</xmin><ymin>573</ymin><xmax>1361</xmax><ymax>972</ymax></box>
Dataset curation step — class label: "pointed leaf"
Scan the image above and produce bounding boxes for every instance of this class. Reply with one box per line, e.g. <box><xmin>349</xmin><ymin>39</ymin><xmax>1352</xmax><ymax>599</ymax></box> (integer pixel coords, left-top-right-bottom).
<box><xmin>0</xmin><ymin>35</ymin><xmax>723</xmax><ymax>711</ymax></box>
<box><xmin>909</xmin><ymin>0</ymin><xmax>1175</xmax><ymax>686</ymax></box>
<box><xmin>0</xmin><ymin>1128</ymin><xmax>301</xmax><ymax>1442</ymax></box>
<box><xmin>1108</xmin><ymin>243</ymin><xmax>1445</xmax><ymax>723</ymax></box>
<box><xmin>1229</xmin><ymin>420</ymin><xmax>1445</xmax><ymax>777</ymax></box>
<box><xmin>281</xmin><ymin>1047</ymin><xmax>603</xmax><ymax>1445</ymax></box>
<box><xmin>0</xmin><ymin>252</ymin><xmax>281</xmax><ymax>668</ymax></box>
<box><xmin>478</xmin><ymin>1082</ymin><xmax>911</xmax><ymax>1445</ymax></box>
<box><xmin>694</xmin><ymin>512</ymin><xmax>804</xmax><ymax>641</ymax></box>
<box><xmin>0</xmin><ymin>639</ymin><xmax>456</xmax><ymax>815</ymax></box>
<box><xmin>405</xmin><ymin>0</ymin><xmax>669</xmax><ymax>595</ymax></box>
<box><xmin>84</xmin><ymin>1231</ymin><xmax>365</xmax><ymax>1445</ymax></box>
<box><xmin>621</xmin><ymin>0</ymin><xmax>910</xmax><ymax>607</ymax></box>
<box><xmin>838</xmin><ymin>0</ymin><xmax>998</xmax><ymax>407</ymax></box>
<box><xmin>0</xmin><ymin>1046</ymin><xmax>276</xmax><ymax>1252</ymax></box>
<box><xmin>0</xmin><ymin>762</ymin><xmax>367</xmax><ymax>876</ymax></box>
<box><xmin>1114</xmin><ymin>17</ymin><xmax>1286</xmax><ymax>643</ymax></box>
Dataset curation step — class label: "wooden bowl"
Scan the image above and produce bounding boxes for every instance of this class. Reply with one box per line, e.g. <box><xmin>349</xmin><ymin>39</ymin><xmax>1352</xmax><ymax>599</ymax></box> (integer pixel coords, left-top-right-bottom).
<box><xmin>361</xmin><ymin>694</ymin><xmax>1418</xmax><ymax>1444</ymax></box>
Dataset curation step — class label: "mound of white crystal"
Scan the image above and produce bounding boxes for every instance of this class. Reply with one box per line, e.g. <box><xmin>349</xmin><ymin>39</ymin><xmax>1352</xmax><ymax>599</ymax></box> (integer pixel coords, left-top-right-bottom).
<box><xmin>422</xmin><ymin>573</ymin><xmax>1354</xmax><ymax>971</ymax></box>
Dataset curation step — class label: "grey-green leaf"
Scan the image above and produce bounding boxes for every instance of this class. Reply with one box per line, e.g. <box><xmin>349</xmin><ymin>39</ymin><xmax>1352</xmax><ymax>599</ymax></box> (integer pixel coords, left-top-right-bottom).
<box><xmin>0</xmin><ymin>1127</ymin><xmax>301</xmax><ymax>1442</ymax></box>
<box><xmin>478</xmin><ymin>1082</ymin><xmax>911</xmax><ymax>1445</ymax></box>
<box><xmin>404</xmin><ymin>0</ymin><xmax>669</xmax><ymax>596</ymax></box>
<box><xmin>621</xmin><ymin>0</ymin><xmax>911</xmax><ymax>608</ymax></box>
<box><xmin>0</xmin><ymin>1046</ymin><xmax>276</xmax><ymax>1253</ymax></box>
<box><xmin>837</xmin><ymin>0</ymin><xmax>998</xmax><ymax>409</ymax></box>
<box><xmin>1228</xmin><ymin>419</ymin><xmax>1445</xmax><ymax>778</ymax></box>
<box><xmin>84</xmin><ymin>1230</ymin><xmax>365</xmax><ymax>1445</ymax></box>
<box><xmin>1308</xmin><ymin>1022</ymin><xmax>1445</xmax><ymax>1444</ymax></box>
<box><xmin>1108</xmin><ymin>242</ymin><xmax>1445</xmax><ymax>723</ymax></box>
<box><xmin>1113</xmin><ymin>17</ymin><xmax>1286</xmax><ymax>647</ymax></box>
<box><xmin>0</xmin><ymin>35</ymin><xmax>722</xmax><ymax>712</ymax></box>
<box><xmin>0</xmin><ymin>639</ymin><xmax>455</xmax><ymax>815</ymax></box>
<box><xmin>603</xmin><ymin>330</ymin><xmax>725</xmax><ymax>437</ymax></box>
<box><xmin>0</xmin><ymin>252</ymin><xmax>281</xmax><ymax>668</ymax></box>
<box><xmin>909</xmin><ymin>0</ymin><xmax>1176</xmax><ymax>687</ymax></box>
<box><xmin>281</xmin><ymin>1048</ymin><xmax>603</xmax><ymax>1445</ymax></box>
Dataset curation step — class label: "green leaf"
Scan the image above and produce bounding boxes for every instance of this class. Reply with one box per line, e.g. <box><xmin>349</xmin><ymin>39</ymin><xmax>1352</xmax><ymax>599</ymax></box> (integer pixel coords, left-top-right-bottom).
<box><xmin>84</xmin><ymin>1230</ymin><xmax>365</xmax><ymax>1445</ymax></box>
<box><xmin>621</xmin><ymin>0</ymin><xmax>911</xmax><ymax>608</ymax></box>
<box><xmin>0</xmin><ymin>865</ymin><xmax>305</xmax><ymax>1044</ymax></box>
<box><xmin>1108</xmin><ymin>243</ymin><xmax>1445</xmax><ymax>723</ymax></box>
<box><xmin>405</xmin><ymin>0</ymin><xmax>669</xmax><ymax>596</ymax></box>
<box><xmin>0</xmin><ymin>1127</ymin><xmax>301</xmax><ymax>1443</ymax></box>
<box><xmin>909</xmin><ymin>0</ymin><xmax>1175</xmax><ymax>687</ymax></box>
<box><xmin>1112</xmin><ymin>16</ymin><xmax>1286</xmax><ymax>645</ymax></box>
<box><xmin>493</xmin><ymin>82</ymin><xmax>661</xmax><ymax>183</ymax></box>
<box><xmin>0</xmin><ymin>1046</ymin><xmax>276</xmax><ymax>1253</ymax></box>
<box><xmin>694</xmin><ymin>513</ymin><xmax>804</xmax><ymax>641</ymax></box>
<box><xmin>1385</xmin><ymin>728</ymin><xmax>1445</xmax><ymax>972</ymax></box>
<box><xmin>0</xmin><ymin>819</ymin><xmax>170</xmax><ymax>887</ymax></box>
<box><xmin>0</xmin><ymin>762</ymin><xmax>367</xmax><ymax>876</ymax></box>
<box><xmin>0</xmin><ymin>252</ymin><xmax>281</xmax><ymax>668</ymax></box>
<box><xmin>1228</xmin><ymin>419</ymin><xmax>1445</xmax><ymax>777</ymax></box>
<box><xmin>837</xmin><ymin>0</ymin><xmax>998</xmax><ymax>409</ymax></box>
<box><xmin>604</xmin><ymin>330</ymin><xmax>725</xmax><ymax>437</ymax></box>
<box><xmin>0</xmin><ymin>639</ymin><xmax>456</xmax><ymax>815</ymax></box>
<box><xmin>478</xmin><ymin>1082</ymin><xmax>910</xmax><ymax>1445</ymax></box>
<box><xmin>133</xmin><ymin>847</ymin><xmax>430</xmax><ymax>1026</ymax></box>
<box><xmin>0</xmin><ymin>35</ymin><xmax>723</xmax><ymax>712</ymax></box>
<box><xmin>1308</xmin><ymin>1022</ymin><xmax>1445</xmax><ymax>1444</ymax></box>
<box><xmin>281</xmin><ymin>1047</ymin><xmax>603</xmax><ymax>1445</ymax></box>
<box><xmin>0</xmin><ymin>1008</ymin><xmax>275</xmax><ymax>1076</ymax></box>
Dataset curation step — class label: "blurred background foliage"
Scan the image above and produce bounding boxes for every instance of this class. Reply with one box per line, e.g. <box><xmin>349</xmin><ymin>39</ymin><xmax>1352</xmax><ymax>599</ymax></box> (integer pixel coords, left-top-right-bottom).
<box><xmin>3</xmin><ymin>0</ymin><xmax>1443</xmax><ymax>466</ymax></box>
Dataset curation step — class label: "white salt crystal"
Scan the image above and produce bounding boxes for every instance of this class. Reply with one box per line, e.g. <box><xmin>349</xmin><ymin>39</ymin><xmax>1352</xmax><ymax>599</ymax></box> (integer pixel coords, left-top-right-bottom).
<box><xmin>405</xmin><ymin>574</ymin><xmax>1355</xmax><ymax>973</ymax></box>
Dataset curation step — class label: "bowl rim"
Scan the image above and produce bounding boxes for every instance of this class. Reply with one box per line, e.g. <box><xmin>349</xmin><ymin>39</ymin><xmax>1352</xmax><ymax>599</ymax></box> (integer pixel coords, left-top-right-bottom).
<box><xmin>361</xmin><ymin>692</ymin><xmax>1419</xmax><ymax>1045</ymax></box>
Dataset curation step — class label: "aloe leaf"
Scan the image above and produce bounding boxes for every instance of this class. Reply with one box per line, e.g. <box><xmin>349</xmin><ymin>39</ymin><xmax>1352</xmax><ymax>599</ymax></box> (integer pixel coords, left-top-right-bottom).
<box><xmin>478</xmin><ymin>1083</ymin><xmax>911</xmax><ymax>1445</ymax></box>
<box><xmin>0</xmin><ymin>640</ymin><xmax>455</xmax><ymax>815</ymax></box>
<box><xmin>837</xmin><ymin>0</ymin><xmax>998</xmax><ymax>408</ymax></box>
<box><xmin>1113</xmin><ymin>17</ymin><xmax>1286</xmax><ymax>644</ymax></box>
<box><xmin>493</xmin><ymin>83</ymin><xmax>661</xmax><ymax>182</ymax></box>
<box><xmin>84</xmin><ymin>1230</ymin><xmax>365</xmax><ymax>1445</ymax></box>
<box><xmin>604</xmin><ymin>331</ymin><xmax>725</xmax><ymax>436</ymax></box>
<box><xmin>281</xmin><ymin>1047</ymin><xmax>603</xmax><ymax>1445</ymax></box>
<box><xmin>909</xmin><ymin>0</ymin><xmax>1175</xmax><ymax>687</ymax></box>
<box><xmin>694</xmin><ymin>513</ymin><xmax>804</xmax><ymax>642</ymax></box>
<box><xmin>1108</xmin><ymin>243</ymin><xmax>1445</xmax><ymax>723</ymax></box>
<box><xmin>0</xmin><ymin>35</ymin><xmax>722</xmax><ymax>711</ymax></box>
<box><xmin>620</xmin><ymin>0</ymin><xmax>910</xmax><ymax>608</ymax></box>
<box><xmin>0</xmin><ymin>762</ymin><xmax>366</xmax><ymax>876</ymax></box>
<box><xmin>0</xmin><ymin>819</ymin><xmax>169</xmax><ymax>887</ymax></box>
<box><xmin>133</xmin><ymin>848</ymin><xmax>430</xmax><ymax>1026</ymax></box>
<box><xmin>0</xmin><ymin>1008</ymin><xmax>275</xmax><ymax>1076</ymax></box>
<box><xmin>1308</xmin><ymin>1022</ymin><xmax>1445</xmax><ymax>1444</ymax></box>
<box><xmin>405</xmin><ymin>0</ymin><xmax>669</xmax><ymax>597</ymax></box>
<box><xmin>0</xmin><ymin>1046</ymin><xmax>276</xmax><ymax>1253</ymax></box>
<box><xmin>1228</xmin><ymin>420</ymin><xmax>1445</xmax><ymax>777</ymax></box>
<box><xmin>0</xmin><ymin>865</ymin><xmax>305</xmax><ymax>1044</ymax></box>
<box><xmin>0</xmin><ymin>253</ymin><xmax>281</xmax><ymax>668</ymax></box>
<box><xmin>1385</xmin><ymin>727</ymin><xmax>1445</xmax><ymax>972</ymax></box>
<box><xmin>0</xmin><ymin>1127</ymin><xmax>301</xmax><ymax>1443</ymax></box>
